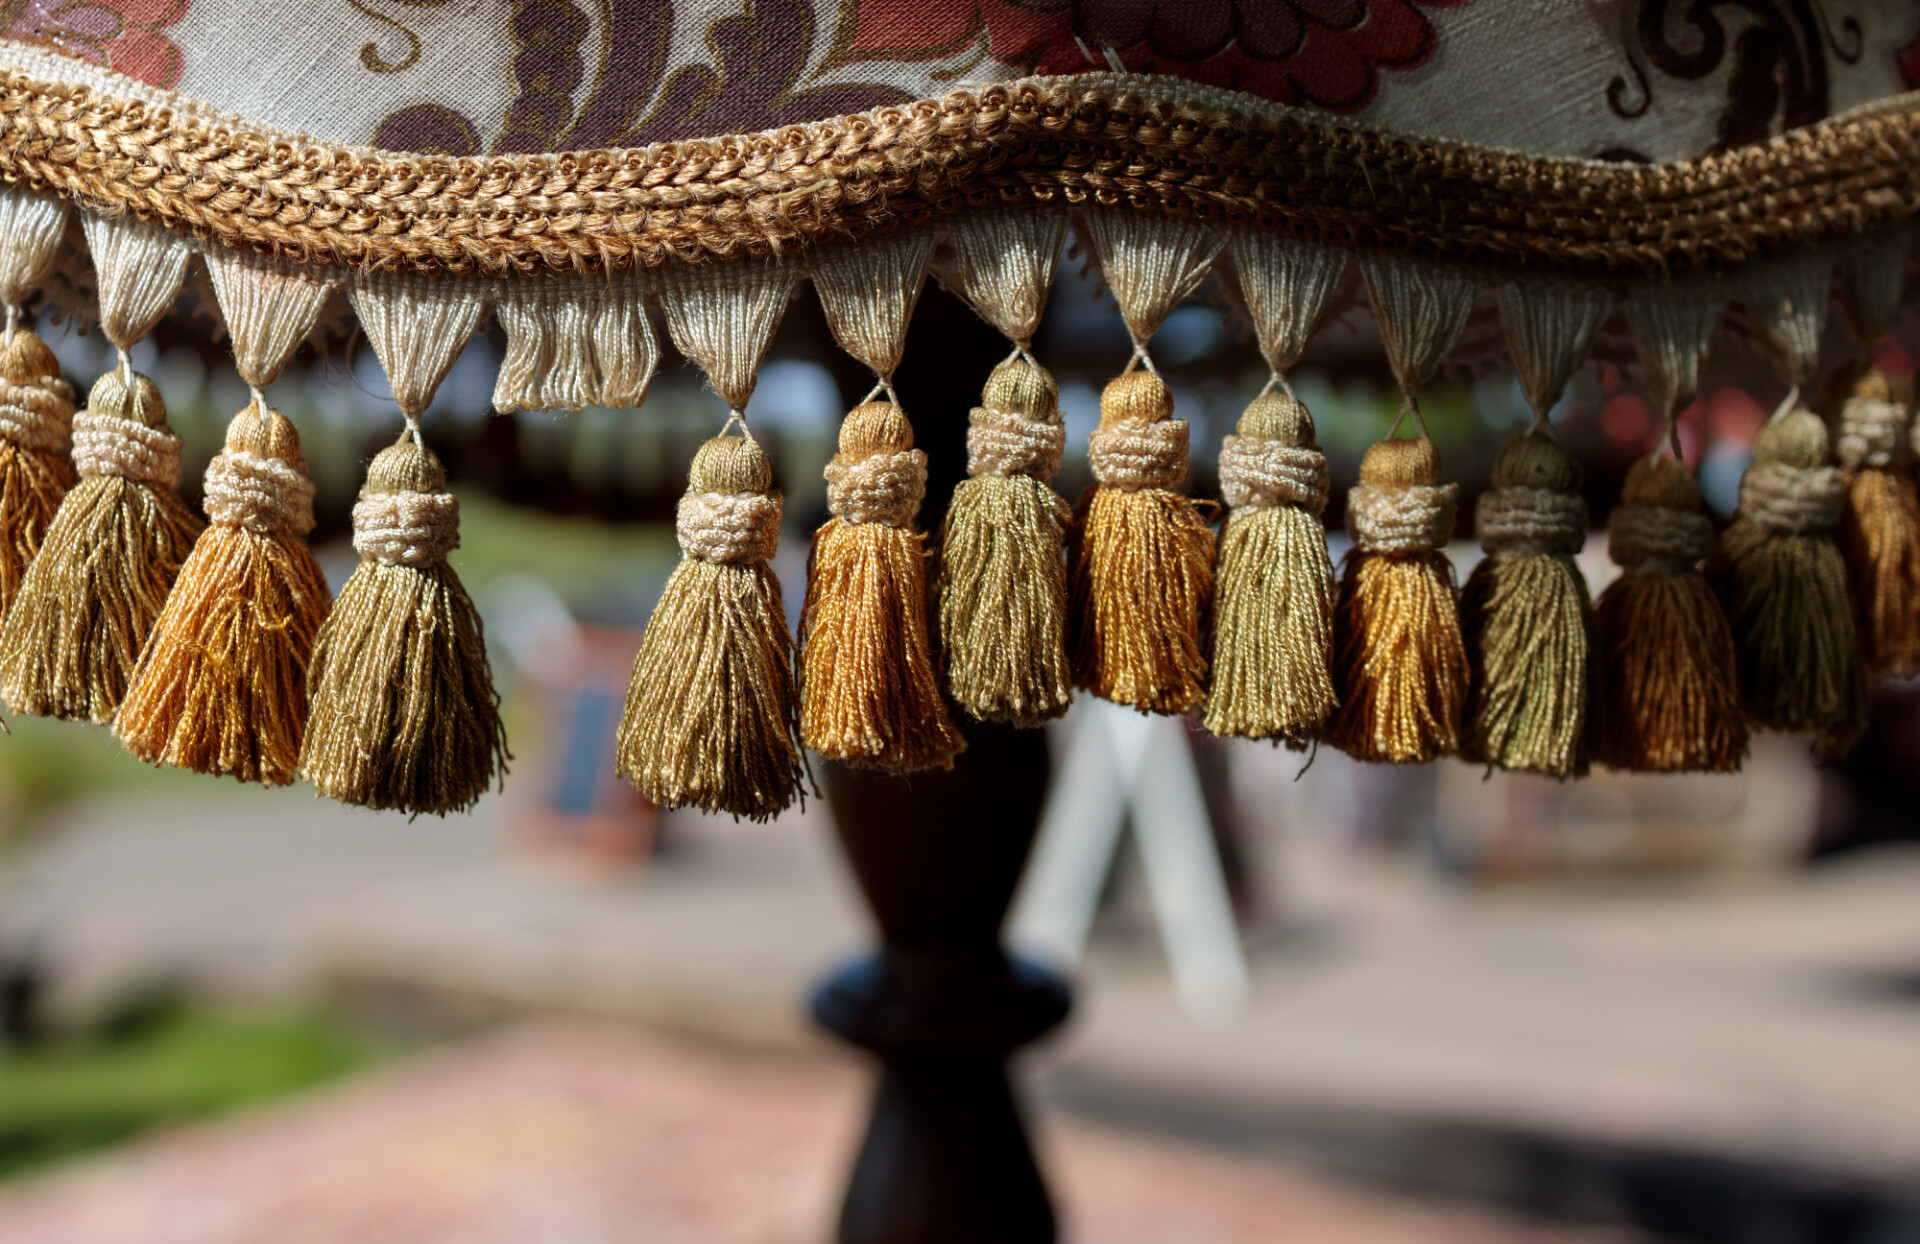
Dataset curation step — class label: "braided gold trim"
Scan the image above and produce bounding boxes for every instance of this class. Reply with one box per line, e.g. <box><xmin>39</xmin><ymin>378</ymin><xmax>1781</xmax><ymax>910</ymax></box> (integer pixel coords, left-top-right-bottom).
<box><xmin>0</xmin><ymin>64</ymin><xmax>1914</xmax><ymax>280</ymax></box>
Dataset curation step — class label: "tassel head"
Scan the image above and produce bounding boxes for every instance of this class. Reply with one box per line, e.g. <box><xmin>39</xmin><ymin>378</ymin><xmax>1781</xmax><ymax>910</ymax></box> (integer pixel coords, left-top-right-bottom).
<box><xmin>0</xmin><ymin>328</ymin><xmax>76</xmax><ymax>617</ymax></box>
<box><xmin>1835</xmin><ymin>369</ymin><xmax>1920</xmax><ymax>676</ymax></box>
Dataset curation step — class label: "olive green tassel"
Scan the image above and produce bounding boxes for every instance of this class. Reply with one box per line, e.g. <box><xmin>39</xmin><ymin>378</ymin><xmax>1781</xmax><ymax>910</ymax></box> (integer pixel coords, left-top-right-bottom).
<box><xmin>1067</xmin><ymin>369</ymin><xmax>1214</xmax><ymax>715</ymax></box>
<box><xmin>0</xmin><ymin>329</ymin><xmax>74</xmax><ymax>618</ymax></box>
<box><xmin>618</xmin><ymin>432</ymin><xmax>806</xmax><ymax>820</ymax></box>
<box><xmin>115</xmin><ymin>403</ymin><xmax>331</xmax><ymax>785</ymax></box>
<box><xmin>800</xmin><ymin>400</ymin><xmax>963</xmax><ymax>772</ymax></box>
<box><xmin>1203</xmin><ymin>389</ymin><xmax>1335</xmax><ymax>744</ymax></box>
<box><xmin>301</xmin><ymin>435</ymin><xmax>508</xmax><ymax>815</ymax></box>
<box><xmin>0</xmin><ymin>370</ymin><xmax>199</xmax><ymax>723</ymax></box>
<box><xmin>1327</xmin><ymin>437</ymin><xmax>1467</xmax><ymax>764</ymax></box>
<box><xmin>1834</xmin><ymin>369</ymin><xmax>1920</xmax><ymax>677</ymax></box>
<box><xmin>936</xmin><ymin>354</ymin><xmax>1072</xmax><ymax>727</ymax></box>
<box><xmin>1714</xmin><ymin>405</ymin><xmax>1867</xmax><ymax>758</ymax></box>
<box><xmin>1460</xmin><ymin>429</ymin><xmax>1593</xmax><ymax>778</ymax></box>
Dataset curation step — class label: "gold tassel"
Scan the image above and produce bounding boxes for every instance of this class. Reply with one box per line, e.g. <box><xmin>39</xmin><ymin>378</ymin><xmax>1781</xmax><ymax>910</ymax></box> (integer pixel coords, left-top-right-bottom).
<box><xmin>799</xmin><ymin>400</ymin><xmax>963</xmax><ymax>772</ymax></box>
<box><xmin>1067</xmin><ymin>368</ymin><xmax>1213</xmax><ymax>715</ymax></box>
<box><xmin>935</xmin><ymin>354</ymin><xmax>1072</xmax><ymax>727</ymax></box>
<box><xmin>1714</xmin><ymin>404</ymin><xmax>1868</xmax><ymax>758</ymax></box>
<box><xmin>1327</xmin><ymin>436</ymin><xmax>1467</xmax><ymax>764</ymax></box>
<box><xmin>0</xmin><ymin>329</ymin><xmax>74</xmax><ymax>618</ymax></box>
<box><xmin>1459</xmin><ymin>428</ymin><xmax>1593</xmax><ymax>778</ymax></box>
<box><xmin>0</xmin><ymin>369</ymin><xmax>199</xmax><ymax>723</ymax></box>
<box><xmin>1593</xmin><ymin>454</ymin><xmax>1747</xmax><ymax>772</ymax></box>
<box><xmin>1203</xmin><ymin>388</ymin><xmax>1336</xmax><ymax>744</ymax></box>
<box><xmin>300</xmin><ymin>434</ymin><xmax>508</xmax><ymax>815</ymax></box>
<box><xmin>617</xmin><ymin>431</ymin><xmax>806</xmax><ymax>820</ymax></box>
<box><xmin>115</xmin><ymin>402</ymin><xmax>331</xmax><ymax>785</ymax></box>
<box><xmin>1835</xmin><ymin>369</ymin><xmax>1920</xmax><ymax>677</ymax></box>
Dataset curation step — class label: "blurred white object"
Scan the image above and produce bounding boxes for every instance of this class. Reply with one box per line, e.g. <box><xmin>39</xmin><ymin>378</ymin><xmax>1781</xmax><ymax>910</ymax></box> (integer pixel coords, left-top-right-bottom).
<box><xmin>1011</xmin><ymin>699</ymin><xmax>1249</xmax><ymax>1022</ymax></box>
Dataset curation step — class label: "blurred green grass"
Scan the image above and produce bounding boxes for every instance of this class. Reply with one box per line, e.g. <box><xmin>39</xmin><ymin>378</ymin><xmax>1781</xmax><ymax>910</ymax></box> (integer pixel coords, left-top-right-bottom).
<box><xmin>0</xmin><ymin>1006</ymin><xmax>379</xmax><ymax>1179</ymax></box>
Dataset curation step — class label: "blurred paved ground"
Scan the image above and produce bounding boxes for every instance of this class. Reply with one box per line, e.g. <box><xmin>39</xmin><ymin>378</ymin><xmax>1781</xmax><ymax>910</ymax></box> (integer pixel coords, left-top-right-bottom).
<box><xmin>0</xmin><ymin>1022</ymin><xmax>1610</xmax><ymax>1244</ymax></box>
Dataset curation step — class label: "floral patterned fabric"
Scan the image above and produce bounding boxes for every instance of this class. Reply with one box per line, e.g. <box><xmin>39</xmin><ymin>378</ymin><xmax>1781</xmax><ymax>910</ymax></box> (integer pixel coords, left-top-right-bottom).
<box><xmin>0</xmin><ymin>0</ymin><xmax>1915</xmax><ymax>160</ymax></box>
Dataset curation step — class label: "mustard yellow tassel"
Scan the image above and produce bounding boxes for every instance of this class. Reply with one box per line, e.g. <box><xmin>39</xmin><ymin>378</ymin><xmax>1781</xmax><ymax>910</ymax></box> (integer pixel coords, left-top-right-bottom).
<box><xmin>1715</xmin><ymin>405</ymin><xmax>1867</xmax><ymax>758</ymax></box>
<box><xmin>618</xmin><ymin>432</ymin><xmax>806</xmax><ymax>819</ymax></box>
<box><xmin>1460</xmin><ymin>429</ymin><xmax>1593</xmax><ymax>778</ymax></box>
<box><xmin>115</xmin><ymin>403</ymin><xmax>331</xmax><ymax>785</ymax></box>
<box><xmin>800</xmin><ymin>400</ymin><xmax>962</xmax><ymax>772</ymax></box>
<box><xmin>0</xmin><ymin>370</ymin><xmax>199</xmax><ymax>723</ymax></box>
<box><xmin>1203</xmin><ymin>389</ymin><xmax>1335</xmax><ymax>744</ymax></box>
<box><xmin>1067</xmin><ymin>369</ymin><xmax>1213</xmax><ymax>715</ymax></box>
<box><xmin>1327</xmin><ymin>437</ymin><xmax>1467</xmax><ymax>764</ymax></box>
<box><xmin>936</xmin><ymin>355</ymin><xmax>1072</xmax><ymax>727</ymax></box>
<box><xmin>300</xmin><ymin>436</ymin><xmax>508</xmax><ymax>815</ymax></box>
<box><xmin>0</xmin><ymin>329</ymin><xmax>74</xmax><ymax>618</ymax></box>
<box><xmin>1834</xmin><ymin>369</ymin><xmax>1920</xmax><ymax>677</ymax></box>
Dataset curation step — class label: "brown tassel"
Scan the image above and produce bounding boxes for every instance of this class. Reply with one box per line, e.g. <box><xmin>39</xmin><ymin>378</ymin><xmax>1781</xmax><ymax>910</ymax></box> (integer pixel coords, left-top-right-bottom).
<box><xmin>0</xmin><ymin>370</ymin><xmax>199</xmax><ymax>723</ymax></box>
<box><xmin>1327</xmin><ymin>437</ymin><xmax>1467</xmax><ymax>764</ymax></box>
<box><xmin>936</xmin><ymin>354</ymin><xmax>1072</xmax><ymax>727</ymax></box>
<box><xmin>618</xmin><ymin>431</ymin><xmax>806</xmax><ymax>819</ymax></box>
<box><xmin>1714</xmin><ymin>405</ymin><xmax>1868</xmax><ymax>758</ymax></box>
<box><xmin>1459</xmin><ymin>429</ymin><xmax>1593</xmax><ymax>778</ymax></box>
<box><xmin>1067</xmin><ymin>369</ymin><xmax>1213</xmax><ymax>715</ymax></box>
<box><xmin>1835</xmin><ymin>369</ymin><xmax>1920</xmax><ymax>677</ymax></box>
<box><xmin>799</xmin><ymin>400</ymin><xmax>962</xmax><ymax>772</ymax></box>
<box><xmin>300</xmin><ymin>435</ymin><xmax>508</xmax><ymax>815</ymax></box>
<box><xmin>0</xmin><ymin>329</ymin><xmax>74</xmax><ymax>618</ymax></box>
<box><xmin>115</xmin><ymin>403</ymin><xmax>331</xmax><ymax>785</ymax></box>
<box><xmin>1593</xmin><ymin>454</ymin><xmax>1747</xmax><ymax>772</ymax></box>
<box><xmin>1203</xmin><ymin>388</ymin><xmax>1335</xmax><ymax>744</ymax></box>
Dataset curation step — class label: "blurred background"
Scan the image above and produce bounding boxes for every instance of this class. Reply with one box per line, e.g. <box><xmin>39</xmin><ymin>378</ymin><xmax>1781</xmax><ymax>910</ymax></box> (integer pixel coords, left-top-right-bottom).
<box><xmin>0</xmin><ymin>246</ymin><xmax>1917</xmax><ymax>1244</ymax></box>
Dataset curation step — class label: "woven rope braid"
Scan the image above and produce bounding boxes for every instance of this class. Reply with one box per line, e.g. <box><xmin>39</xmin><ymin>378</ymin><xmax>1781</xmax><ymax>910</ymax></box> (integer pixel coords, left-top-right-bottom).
<box><xmin>351</xmin><ymin>490</ymin><xmax>459</xmax><ymax>567</ymax></box>
<box><xmin>825</xmin><ymin>449</ymin><xmax>925</xmax><ymax>527</ymax></box>
<box><xmin>203</xmin><ymin>449</ymin><xmax>316</xmax><ymax>536</ymax></box>
<box><xmin>1089</xmin><ymin>419</ymin><xmax>1186</xmax><ymax>491</ymax></box>
<box><xmin>1477</xmin><ymin>488</ymin><xmax>1587</xmax><ymax>556</ymax></box>
<box><xmin>71</xmin><ymin>410</ymin><xmax>180</xmax><ymax>488</ymax></box>
<box><xmin>1738</xmin><ymin>460</ymin><xmax>1844</xmax><ymax>535</ymax></box>
<box><xmin>967</xmin><ymin>406</ymin><xmax>1064</xmax><ymax>480</ymax></box>
<box><xmin>0</xmin><ymin>71</ymin><xmax>1913</xmax><ymax>278</ymax></box>
<box><xmin>1609</xmin><ymin>504</ymin><xmax>1715</xmax><ymax>574</ymax></box>
<box><xmin>0</xmin><ymin>377</ymin><xmax>71</xmax><ymax>455</ymax></box>
<box><xmin>676</xmin><ymin>490</ymin><xmax>780</xmax><ymax>565</ymax></box>
<box><xmin>1347</xmin><ymin>482</ymin><xmax>1456</xmax><ymax>553</ymax></box>
<box><xmin>1836</xmin><ymin>395</ymin><xmax>1905</xmax><ymax>472</ymax></box>
<box><xmin>1218</xmin><ymin>434</ymin><xmax>1327</xmax><ymax>513</ymax></box>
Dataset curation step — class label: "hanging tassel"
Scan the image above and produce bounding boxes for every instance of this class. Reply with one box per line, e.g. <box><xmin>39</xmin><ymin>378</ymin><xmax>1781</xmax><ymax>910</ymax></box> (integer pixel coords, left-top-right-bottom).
<box><xmin>800</xmin><ymin>399</ymin><xmax>962</xmax><ymax>772</ymax></box>
<box><xmin>1592</xmin><ymin>454</ymin><xmax>1747</xmax><ymax>772</ymax></box>
<box><xmin>936</xmin><ymin>353</ymin><xmax>1072</xmax><ymax>727</ymax></box>
<box><xmin>1459</xmin><ymin>428</ymin><xmax>1593</xmax><ymax>778</ymax></box>
<box><xmin>0</xmin><ymin>368</ymin><xmax>200</xmax><ymax>722</ymax></box>
<box><xmin>1203</xmin><ymin>387</ymin><xmax>1335</xmax><ymax>745</ymax></box>
<box><xmin>1834</xmin><ymin>369</ymin><xmax>1920</xmax><ymax>677</ymax></box>
<box><xmin>618</xmin><ymin>429</ymin><xmax>806</xmax><ymax>819</ymax></box>
<box><xmin>115</xmin><ymin>401</ymin><xmax>331</xmax><ymax>785</ymax></box>
<box><xmin>300</xmin><ymin>433</ymin><xmax>507</xmax><ymax>815</ymax></box>
<box><xmin>1714</xmin><ymin>404</ymin><xmax>1868</xmax><ymax>758</ymax></box>
<box><xmin>0</xmin><ymin>326</ymin><xmax>75</xmax><ymax>618</ymax></box>
<box><xmin>1068</xmin><ymin>367</ymin><xmax>1213</xmax><ymax>715</ymax></box>
<box><xmin>1327</xmin><ymin>435</ymin><xmax>1467</xmax><ymax>764</ymax></box>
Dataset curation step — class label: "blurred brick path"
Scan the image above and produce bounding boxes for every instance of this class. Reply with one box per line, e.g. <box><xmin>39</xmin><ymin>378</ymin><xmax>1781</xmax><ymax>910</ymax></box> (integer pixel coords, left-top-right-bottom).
<box><xmin>0</xmin><ymin>1024</ymin><xmax>1608</xmax><ymax>1244</ymax></box>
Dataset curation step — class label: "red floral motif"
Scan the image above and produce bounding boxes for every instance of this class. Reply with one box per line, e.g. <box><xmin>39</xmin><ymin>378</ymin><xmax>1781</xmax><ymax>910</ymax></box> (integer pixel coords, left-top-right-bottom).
<box><xmin>6</xmin><ymin>0</ymin><xmax>187</xmax><ymax>89</ymax></box>
<box><xmin>835</xmin><ymin>0</ymin><xmax>1465</xmax><ymax>112</ymax></box>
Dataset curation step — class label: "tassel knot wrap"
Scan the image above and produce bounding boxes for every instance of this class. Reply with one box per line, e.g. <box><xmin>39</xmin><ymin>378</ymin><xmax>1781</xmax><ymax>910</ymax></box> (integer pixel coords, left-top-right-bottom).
<box><xmin>1593</xmin><ymin>455</ymin><xmax>1747</xmax><ymax>772</ymax></box>
<box><xmin>0</xmin><ymin>372</ymin><xmax>200</xmax><ymax>723</ymax></box>
<box><xmin>115</xmin><ymin>405</ymin><xmax>331</xmax><ymax>786</ymax></box>
<box><xmin>1068</xmin><ymin>370</ymin><xmax>1214</xmax><ymax>716</ymax></box>
<box><xmin>1460</xmin><ymin>432</ymin><xmax>1594</xmax><ymax>778</ymax></box>
<box><xmin>936</xmin><ymin>355</ymin><xmax>1073</xmax><ymax>727</ymax></box>
<box><xmin>0</xmin><ymin>331</ymin><xmax>76</xmax><ymax>616</ymax></box>
<box><xmin>617</xmin><ymin>434</ymin><xmax>806</xmax><ymax>821</ymax></box>
<box><xmin>1716</xmin><ymin>408</ymin><xmax>1868</xmax><ymax>758</ymax></box>
<box><xmin>301</xmin><ymin>439</ymin><xmax>508</xmax><ymax>816</ymax></box>
<box><xmin>1204</xmin><ymin>391</ymin><xmax>1337</xmax><ymax>744</ymax></box>
<box><xmin>1328</xmin><ymin>437</ymin><xmax>1468</xmax><ymax>764</ymax></box>
<box><xmin>800</xmin><ymin>401</ymin><xmax>963</xmax><ymax>773</ymax></box>
<box><xmin>1834</xmin><ymin>374</ymin><xmax>1920</xmax><ymax>676</ymax></box>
